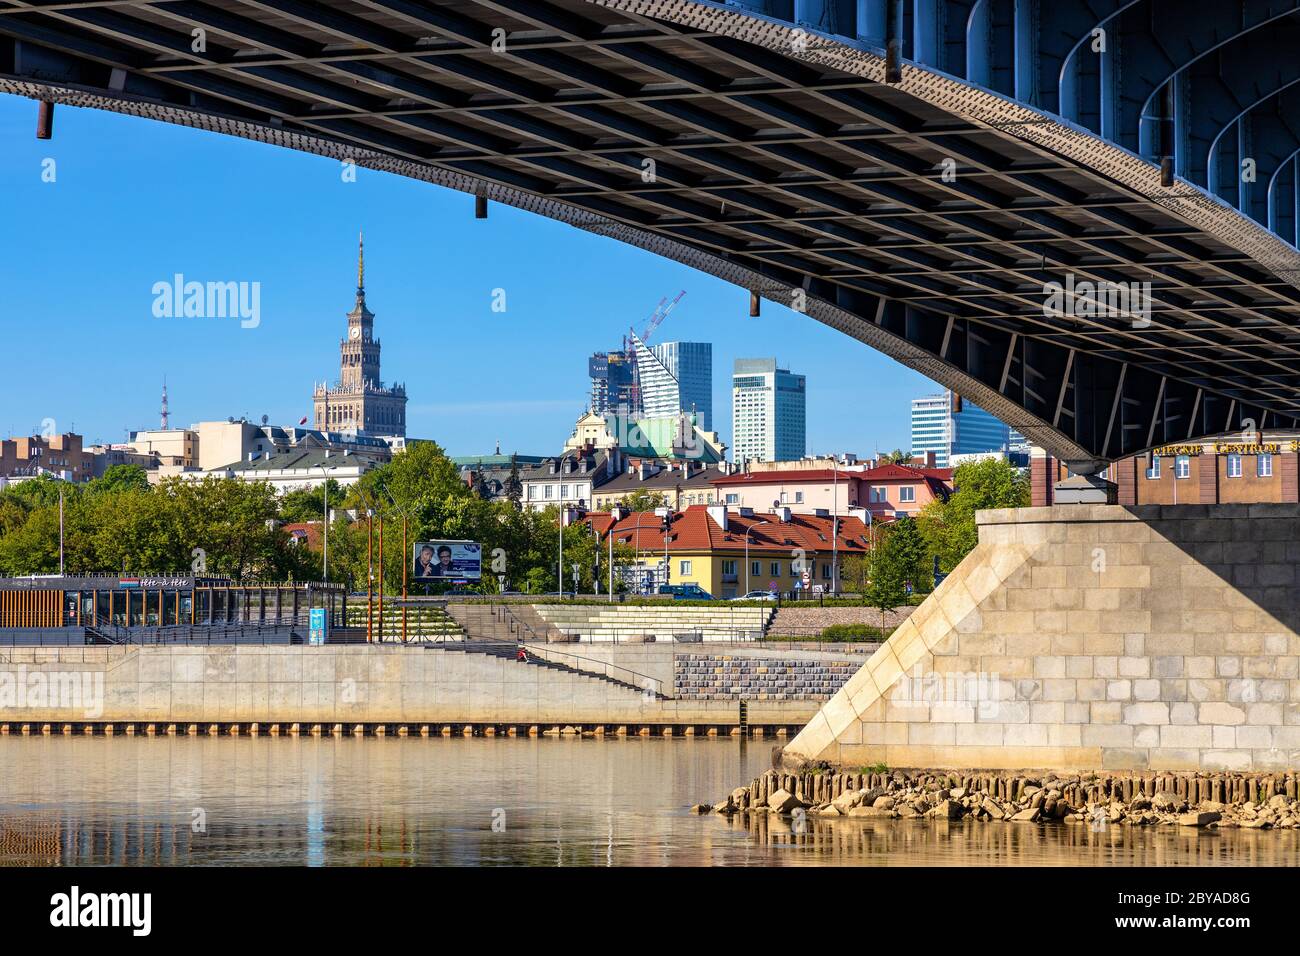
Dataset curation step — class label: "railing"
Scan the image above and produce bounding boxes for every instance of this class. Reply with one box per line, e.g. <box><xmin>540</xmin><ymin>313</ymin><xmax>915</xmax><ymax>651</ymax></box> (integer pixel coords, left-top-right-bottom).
<box><xmin>489</xmin><ymin>604</ymin><xmax>669</xmax><ymax>698</ymax></box>
<box><xmin>82</xmin><ymin>615</ymin><xmax>305</xmax><ymax>646</ymax></box>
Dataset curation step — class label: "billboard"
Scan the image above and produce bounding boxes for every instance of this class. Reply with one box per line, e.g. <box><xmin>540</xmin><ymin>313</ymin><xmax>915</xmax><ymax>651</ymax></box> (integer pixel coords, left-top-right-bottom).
<box><xmin>412</xmin><ymin>540</ymin><xmax>481</xmax><ymax>581</ymax></box>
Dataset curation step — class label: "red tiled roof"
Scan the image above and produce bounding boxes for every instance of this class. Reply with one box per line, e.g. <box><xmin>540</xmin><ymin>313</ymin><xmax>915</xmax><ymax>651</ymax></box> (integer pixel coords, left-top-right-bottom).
<box><xmin>711</xmin><ymin>469</ymin><xmax>846</xmax><ymax>486</ymax></box>
<box><xmin>583</xmin><ymin>504</ymin><xmax>875</xmax><ymax>554</ymax></box>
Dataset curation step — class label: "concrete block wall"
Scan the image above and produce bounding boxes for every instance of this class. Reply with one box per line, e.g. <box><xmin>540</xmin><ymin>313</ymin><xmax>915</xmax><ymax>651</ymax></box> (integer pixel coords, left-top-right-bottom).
<box><xmin>675</xmin><ymin>653</ymin><xmax>859</xmax><ymax>700</ymax></box>
<box><xmin>785</xmin><ymin>504</ymin><xmax>1300</xmax><ymax>772</ymax></box>
<box><xmin>0</xmin><ymin>644</ymin><xmax>820</xmax><ymax>727</ymax></box>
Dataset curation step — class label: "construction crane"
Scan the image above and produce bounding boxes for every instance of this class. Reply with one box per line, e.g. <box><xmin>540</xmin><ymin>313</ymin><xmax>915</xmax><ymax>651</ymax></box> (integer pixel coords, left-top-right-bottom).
<box><xmin>625</xmin><ymin>290</ymin><xmax>686</xmax><ymax>415</ymax></box>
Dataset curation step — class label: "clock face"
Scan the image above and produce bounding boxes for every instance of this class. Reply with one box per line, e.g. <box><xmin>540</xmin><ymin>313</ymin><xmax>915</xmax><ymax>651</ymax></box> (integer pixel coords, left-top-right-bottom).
<box><xmin>349</xmin><ymin>326</ymin><xmax>361</xmax><ymax>340</ymax></box>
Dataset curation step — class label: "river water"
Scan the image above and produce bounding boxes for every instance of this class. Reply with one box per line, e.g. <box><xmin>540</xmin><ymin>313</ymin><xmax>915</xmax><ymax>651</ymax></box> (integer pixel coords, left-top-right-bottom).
<box><xmin>0</xmin><ymin>738</ymin><xmax>1294</xmax><ymax>866</ymax></box>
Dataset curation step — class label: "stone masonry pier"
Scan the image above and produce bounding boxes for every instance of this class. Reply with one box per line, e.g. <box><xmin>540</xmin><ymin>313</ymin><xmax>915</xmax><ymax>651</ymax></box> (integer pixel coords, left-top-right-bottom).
<box><xmin>784</xmin><ymin>504</ymin><xmax>1300</xmax><ymax>772</ymax></box>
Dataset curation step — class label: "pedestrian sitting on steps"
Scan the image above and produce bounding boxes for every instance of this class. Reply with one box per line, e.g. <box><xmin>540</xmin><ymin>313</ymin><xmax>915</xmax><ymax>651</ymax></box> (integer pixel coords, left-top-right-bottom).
<box><xmin>516</xmin><ymin>646</ymin><xmax>528</xmax><ymax>663</ymax></box>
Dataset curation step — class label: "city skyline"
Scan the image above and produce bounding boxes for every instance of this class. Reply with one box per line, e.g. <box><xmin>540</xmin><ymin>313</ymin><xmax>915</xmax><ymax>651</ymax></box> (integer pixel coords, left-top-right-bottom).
<box><xmin>0</xmin><ymin>95</ymin><xmax>936</xmax><ymax>458</ymax></box>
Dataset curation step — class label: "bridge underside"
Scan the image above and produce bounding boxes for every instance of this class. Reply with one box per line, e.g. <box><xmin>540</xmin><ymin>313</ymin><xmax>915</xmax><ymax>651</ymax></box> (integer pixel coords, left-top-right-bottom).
<box><xmin>3</xmin><ymin>0</ymin><xmax>1300</xmax><ymax>465</ymax></box>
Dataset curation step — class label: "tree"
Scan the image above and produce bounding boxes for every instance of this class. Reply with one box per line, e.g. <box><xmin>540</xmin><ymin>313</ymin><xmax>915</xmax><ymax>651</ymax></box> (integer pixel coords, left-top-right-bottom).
<box><xmin>279</xmin><ymin>479</ymin><xmax>343</xmax><ymax>524</ymax></box>
<box><xmin>863</xmin><ymin>521</ymin><xmax>909</xmax><ymax>629</ymax></box>
<box><xmin>880</xmin><ymin>449</ymin><xmax>911</xmax><ymax>464</ymax></box>
<box><xmin>918</xmin><ymin>457</ymin><xmax>1029</xmax><ymax>572</ymax></box>
<box><xmin>504</xmin><ymin>454</ymin><xmax>523</xmax><ymax>511</ymax></box>
<box><xmin>616</xmin><ymin>489</ymin><xmax>668</xmax><ymax>512</ymax></box>
<box><xmin>886</xmin><ymin>515</ymin><xmax>930</xmax><ymax>595</ymax></box>
<box><xmin>89</xmin><ymin>464</ymin><xmax>150</xmax><ymax>495</ymax></box>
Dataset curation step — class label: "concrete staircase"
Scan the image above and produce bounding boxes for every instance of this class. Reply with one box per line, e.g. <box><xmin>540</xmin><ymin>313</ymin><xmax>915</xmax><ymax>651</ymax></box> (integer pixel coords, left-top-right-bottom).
<box><xmin>444</xmin><ymin>603</ymin><xmax>667</xmax><ymax>698</ymax></box>
<box><xmin>343</xmin><ymin>603</ymin><xmax>464</xmax><ymax>643</ymax></box>
<box><xmin>530</xmin><ymin>603</ymin><xmax>775</xmax><ymax>642</ymax></box>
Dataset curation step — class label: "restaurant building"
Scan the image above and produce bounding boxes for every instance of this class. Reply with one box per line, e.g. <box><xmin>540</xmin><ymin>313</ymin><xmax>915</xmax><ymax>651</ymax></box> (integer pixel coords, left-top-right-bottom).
<box><xmin>1031</xmin><ymin>433</ymin><xmax>1300</xmax><ymax>506</ymax></box>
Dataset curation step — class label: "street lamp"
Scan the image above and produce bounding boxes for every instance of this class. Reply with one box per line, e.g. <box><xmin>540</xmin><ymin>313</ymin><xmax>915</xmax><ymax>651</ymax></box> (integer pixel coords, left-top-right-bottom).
<box><xmin>744</xmin><ymin>519</ymin><xmax>774</xmax><ymax>595</ymax></box>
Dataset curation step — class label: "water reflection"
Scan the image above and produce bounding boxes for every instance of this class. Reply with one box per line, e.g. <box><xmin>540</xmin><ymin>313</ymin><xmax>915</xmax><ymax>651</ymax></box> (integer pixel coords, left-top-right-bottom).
<box><xmin>0</xmin><ymin>738</ymin><xmax>1292</xmax><ymax>866</ymax></box>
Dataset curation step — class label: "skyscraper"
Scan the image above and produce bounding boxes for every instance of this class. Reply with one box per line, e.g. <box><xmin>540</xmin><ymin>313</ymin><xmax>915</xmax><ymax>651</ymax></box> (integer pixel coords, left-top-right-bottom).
<box><xmin>628</xmin><ymin>334</ymin><xmax>712</xmax><ymax>429</ymax></box>
<box><xmin>588</xmin><ymin>350</ymin><xmax>636</xmax><ymax>417</ymax></box>
<box><xmin>732</xmin><ymin>358</ymin><xmax>806</xmax><ymax>464</ymax></box>
<box><xmin>910</xmin><ymin>391</ymin><xmax>1011</xmax><ymax>467</ymax></box>
<box><xmin>312</xmin><ymin>233</ymin><xmax>407</xmax><ymax>437</ymax></box>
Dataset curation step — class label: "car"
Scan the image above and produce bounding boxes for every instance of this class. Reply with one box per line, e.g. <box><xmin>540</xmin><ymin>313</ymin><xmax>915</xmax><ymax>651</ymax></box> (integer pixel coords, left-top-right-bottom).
<box><xmin>657</xmin><ymin>584</ymin><xmax>714</xmax><ymax>601</ymax></box>
<box><xmin>730</xmin><ymin>590</ymin><xmax>778</xmax><ymax>602</ymax></box>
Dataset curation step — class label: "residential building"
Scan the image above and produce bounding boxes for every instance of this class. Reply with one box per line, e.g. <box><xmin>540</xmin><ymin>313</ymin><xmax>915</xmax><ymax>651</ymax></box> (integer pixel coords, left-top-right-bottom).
<box><xmin>910</xmin><ymin>391</ymin><xmax>1014</xmax><ymax>468</ymax></box>
<box><xmin>453</xmin><ymin>448</ymin><xmax>547</xmax><ymax>502</ymax></box>
<box><xmin>201</xmin><ymin>447</ymin><xmax>383</xmax><ymax>492</ymax></box>
<box><xmin>711</xmin><ymin>460</ymin><xmax>952</xmax><ymax>517</ymax></box>
<box><xmin>311</xmin><ymin>233</ymin><xmax>407</xmax><ymax>437</ymax></box>
<box><xmin>519</xmin><ymin>447</ymin><xmax>620</xmax><ymax>511</ymax></box>
<box><xmin>586</xmin><ymin>504</ymin><xmax>873</xmax><ymax>598</ymax></box>
<box><xmin>0</xmin><ymin>433</ymin><xmax>90</xmax><ymax>482</ymax></box>
<box><xmin>591</xmin><ymin>460</ymin><xmax>723</xmax><ymax>510</ymax></box>
<box><xmin>1031</xmin><ymin>434</ymin><xmax>1300</xmax><ymax>507</ymax></box>
<box><xmin>194</xmin><ymin>419</ymin><xmax>390</xmax><ymax>472</ymax></box>
<box><xmin>732</xmin><ymin>358</ymin><xmax>806</xmax><ymax>464</ymax></box>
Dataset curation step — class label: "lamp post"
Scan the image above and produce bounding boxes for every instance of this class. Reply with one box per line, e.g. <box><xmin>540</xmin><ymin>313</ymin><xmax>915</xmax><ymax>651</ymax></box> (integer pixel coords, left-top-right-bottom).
<box><xmin>744</xmin><ymin>520</ymin><xmax>774</xmax><ymax>594</ymax></box>
<box><xmin>315</xmin><ymin>465</ymin><xmax>329</xmax><ymax>580</ymax></box>
<box><xmin>365</xmin><ymin>508</ymin><xmax>374</xmax><ymax>643</ymax></box>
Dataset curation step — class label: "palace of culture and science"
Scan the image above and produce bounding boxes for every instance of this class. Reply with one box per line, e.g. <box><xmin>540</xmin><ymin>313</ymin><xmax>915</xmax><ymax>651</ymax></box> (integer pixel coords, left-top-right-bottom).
<box><xmin>312</xmin><ymin>234</ymin><xmax>407</xmax><ymax>438</ymax></box>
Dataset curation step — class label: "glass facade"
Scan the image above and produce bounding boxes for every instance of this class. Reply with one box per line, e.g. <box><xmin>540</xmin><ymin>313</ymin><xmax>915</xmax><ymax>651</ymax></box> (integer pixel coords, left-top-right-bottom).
<box><xmin>910</xmin><ymin>392</ymin><xmax>1013</xmax><ymax>467</ymax></box>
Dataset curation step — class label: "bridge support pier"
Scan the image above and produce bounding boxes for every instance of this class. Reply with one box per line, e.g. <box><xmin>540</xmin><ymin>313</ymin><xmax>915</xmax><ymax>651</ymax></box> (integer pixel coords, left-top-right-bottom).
<box><xmin>784</xmin><ymin>503</ymin><xmax>1300</xmax><ymax>773</ymax></box>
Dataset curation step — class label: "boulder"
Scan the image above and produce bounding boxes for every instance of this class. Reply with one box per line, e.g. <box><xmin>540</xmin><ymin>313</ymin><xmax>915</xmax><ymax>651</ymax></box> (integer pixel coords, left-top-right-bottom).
<box><xmin>768</xmin><ymin>789</ymin><xmax>805</xmax><ymax>814</ymax></box>
<box><xmin>872</xmin><ymin>796</ymin><xmax>896</xmax><ymax>810</ymax></box>
<box><xmin>929</xmin><ymin>799</ymin><xmax>962</xmax><ymax>820</ymax></box>
<box><xmin>846</xmin><ymin>805</ymin><xmax>894</xmax><ymax>818</ymax></box>
<box><xmin>831</xmin><ymin>790</ymin><xmax>862</xmax><ymax>812</ymax></box>
<box><xmin>1009</xmin><ymin>807</ymin><xmax>1041</xmax><ymax>822</ymax></box>
<box><xmin>1177</xmin><ymin>811</ymin><xmax>1221</xmax><ymax>827</ymax></box>
<box><xmin>691</xmin><ymin>804</ymin><xmax>710</xmax><ymax>814</ymax></box>
<box><xmin>1151</xmin><ymin>791</ymin><xmax>1177</xmax><ymax>811</ymax></box>
<box><xmin>980</xmin><ymin>797</ymin><xmax>1006</xmax><ymax>821</ymax></box>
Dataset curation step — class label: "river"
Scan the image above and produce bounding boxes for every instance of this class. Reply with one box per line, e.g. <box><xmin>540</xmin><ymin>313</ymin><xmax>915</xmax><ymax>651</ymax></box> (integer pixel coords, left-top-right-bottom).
<box><xmin>0</xmin><ymin>738</ymin><xmax>1293</xmax><ymax>866</ymax></box>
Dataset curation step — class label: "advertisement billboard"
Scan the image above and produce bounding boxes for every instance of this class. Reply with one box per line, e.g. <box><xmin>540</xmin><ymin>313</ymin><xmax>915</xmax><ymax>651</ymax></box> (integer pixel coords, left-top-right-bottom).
<box><xmin>412</xmin><ymin>540</ymin><xmax>481</xmax><ymax>582</ymax></box>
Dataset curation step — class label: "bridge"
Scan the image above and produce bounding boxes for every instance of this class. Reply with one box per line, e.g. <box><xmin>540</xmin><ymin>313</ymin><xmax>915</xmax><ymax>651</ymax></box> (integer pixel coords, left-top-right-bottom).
<box><xmin>4</xmin><ymin>0</ymin><xmax>1300</xmax><ymax>472</ymax></box>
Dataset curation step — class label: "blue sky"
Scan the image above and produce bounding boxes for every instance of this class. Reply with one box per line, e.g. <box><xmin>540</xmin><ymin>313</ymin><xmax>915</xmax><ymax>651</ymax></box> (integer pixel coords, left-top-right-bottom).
<box><xmin>0</xmin><ymin>93</ymin><xmax>935</xmax><ymax>458</ymax></box>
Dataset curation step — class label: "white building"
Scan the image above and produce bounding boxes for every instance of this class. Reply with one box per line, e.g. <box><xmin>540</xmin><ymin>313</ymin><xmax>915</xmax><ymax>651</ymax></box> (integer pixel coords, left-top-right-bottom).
<box><xmin>732</xmin><ymin>358</ymin><xmax>806</xmax><ymax>464</ymax></box>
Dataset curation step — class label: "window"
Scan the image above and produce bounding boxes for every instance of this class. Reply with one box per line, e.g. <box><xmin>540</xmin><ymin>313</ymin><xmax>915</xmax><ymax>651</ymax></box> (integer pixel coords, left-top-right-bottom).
<box><xmin>794</xmin><ymin>491</ymin><xmax>803</xmax><ymax>504</ymax></box>
<box><xmin>722</xmin><ymin>560</ymin><xmax>736</xmax><ymax>575</ymax></box>
<box><xmin>751</xmin><ymin>561</ymin><xmax>761</xmax><ymax>577</ymax></box>
<box><xmin>560</xmin><ymin>484</ymin><xmax>570</xmax><ymax>498</ymax></box>
<box><xmin>780</xmin><ymin>492</ymin><xmax>789</xmax><ymax>504</ymax></box>
<box><xmin>527</xmin><ymin>486</ymin><xmax>537</xmax><ymax>499</ymax></box>
<box><xmin>679</xmin><ymin>560</ymin><xmax>692</xmax><ymax>575</ymax></box>
<box><xmin>899</xmin><ymin>486</ymin><xmax>915</xmax><ymax>503</ymax></box>
<box><xmin>544</xmin><ymin>484</ymin><xmax>554</xmax><ymax>499</ymax></box>
<box><xmin>725</xmin><ymin>493</ymin><xmax>739</xmax><ymax>504</ymax></box>
<box><xmin>770</xmin><ymin>562</ymin><xmax>780</xmax><ymax>577</ymax></box>
<box><xmin>870</xmin><ymin>486</ymin><xmax>887</xmax><ymax>503</ymax></box>
<box><xmin>1258</xmin><ymin>454</ymin><xmax>1273</xmax><ymax>478</ymax></box>
<box><xmin>1175</xmin><ymin>456</ymin><xmax>1190</xmax><ymax>479</ymax></box>
<box><xmin>1146</xmin><ymin>455</ymin><xmax>1160</xmax><ymax>479</ymax></box>
<box><xmin>1227</xmin><ymin>454</ymin><xmax>1242</xmax><ymax>479</ymax></box>
<box><xmin>822</xmin><ymin>564</ymin><xmax>832</xmax><ymax>579</ymax></box>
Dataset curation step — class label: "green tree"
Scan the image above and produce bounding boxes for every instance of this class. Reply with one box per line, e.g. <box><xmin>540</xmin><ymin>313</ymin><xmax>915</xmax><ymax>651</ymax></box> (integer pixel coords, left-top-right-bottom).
<box><xmin>880</xmin><ymin>449</ymin><xmax>911</xmax><ymax>464</ymax></box>
<box><xmin>616</xmin><ymin>489</ymin><xmax>668</xmax><ymax>512</ymax></box>
<box><xmin>279</xmin><ymin>479</ymin><xmax>344</xmax><ymax>524</ymax></box>
<box><xmin>918</xmin><ymin>457</ymin><xmax>1029</xmax><ymax>572</ymax></box>
<box><xmin>504</xmin><ymin>455</ymin><xmax>523</xmax><ymax>511</ymax></box>
<box><xmin>863</xmin><ymin>521</ymin><xmax>909</xmax><ymax>628</ymax></box>
<box><xmin>88</xmin><ymin>464</ymin><xmax>150</xmax><ymax>495</ymax></box>
<box><xmin>887</xmin><ymin>515</ymin><xmax>930</xmax><ymax>595</ymax></box>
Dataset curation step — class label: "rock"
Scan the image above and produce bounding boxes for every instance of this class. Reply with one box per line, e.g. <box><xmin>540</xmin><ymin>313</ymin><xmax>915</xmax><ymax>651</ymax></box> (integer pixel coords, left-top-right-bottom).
<box><xmin>767</xmin><ymin>789</ymin><xmax>804</xmax><ymax>814</ymax></box>
<box><xmin>1010</xmin><ymin>807</ymin><xmax>1041</xmax><ymax>822</ymax></box>
<box><xmin>950</xmin><ymin>787</ymin><xmax>967</xmax><ymax>799</ymax></box>
<box><xmin>872</xmin><ymin>796</ymin><xmax>896</xmax><ymax>810</ymax></box>
<box><xmin>1151</xmin><ymin>791</ymin><xmax>1177</xmax><ymax>811</ymax></box>
<box><xmin>714</xmin><ymin>798</ymin><xmax>737</xmax><ymax>814</ymax></box>
<box><xmin>980</xmin><ymin>797</ymin><xmax>1006</xmax><ymax>821</ymax></box>
<box><xmin>817</xmin><ymin>805</ymin><xmax>843</xmax><ymax>817</ymax></box>
<box><xmin>1129</xmin><ymin>796</ymin><xmax>1151</xmax><ymax>811</ymax></box>
<box><xmin>831</xmin><ymin>790</ymin><xmax>862</xmax><ymax>812</ymax></box>
<box><xmin>846</xmin><ymin>805</ymin><xmax>894</xmax><ymax>818</ymax></box>
<box><xmin>691</xmin><ymin>804</ymin><xmax>710</xmax><ymax>814</ymax></box>
<box><xmin>1178</xmin><ymin>811</ymin><xmax>1221</xmax><ymax>827</ymax></box>
<box><xmin>929</xmin><ymin>799</ymin><xmax>962</xmax><ymax>820</ymax></box>
<box><xmin>731</xmin><ymin>787</ymin><xmax>750</xmax><ymax>804</ymax></box>
<box><xmin>898</xmin><ymin>804</ymin><xmax>922</xmax><ymax>818</ymax></box>
<box><xmin>1269</xmin><ymin>794</ymin><xmax>1291</xmax><ymax>809</ymax></box>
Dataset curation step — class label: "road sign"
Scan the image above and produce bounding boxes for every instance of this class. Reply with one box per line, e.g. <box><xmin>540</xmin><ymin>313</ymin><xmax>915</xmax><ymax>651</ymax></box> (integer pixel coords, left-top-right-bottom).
<box><xmin>801</xmin><ymin>570</ymin><xmax>810</xmax><ymax>586</ymax></box>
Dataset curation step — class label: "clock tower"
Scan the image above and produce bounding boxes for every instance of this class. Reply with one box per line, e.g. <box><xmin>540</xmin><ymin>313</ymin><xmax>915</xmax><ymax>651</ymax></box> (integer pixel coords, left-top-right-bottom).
<box><xmin>312</xmin><ymin>233</ymin><xmax>408</xmax><ymax>437</ymax></box>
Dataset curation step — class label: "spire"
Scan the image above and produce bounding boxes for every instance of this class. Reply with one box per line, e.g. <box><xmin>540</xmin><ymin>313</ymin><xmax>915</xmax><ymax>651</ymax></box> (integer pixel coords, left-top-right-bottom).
<box><xmin>160</xmin><ymin>376</ymin><xmax>169</xmax><ymax>430</ymax></box>
<box><xmin>356</xmin><ymin>229</ymin><xmax>365</xmax><ymax>296</ymax></box>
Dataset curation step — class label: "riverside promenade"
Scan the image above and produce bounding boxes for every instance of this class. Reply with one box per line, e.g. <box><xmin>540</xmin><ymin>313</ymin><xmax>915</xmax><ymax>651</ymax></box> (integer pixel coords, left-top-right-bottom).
<box><xmin>0</xmin><ymin>640</ymin><xmax>866</xmax><ymax>737</ymax></box>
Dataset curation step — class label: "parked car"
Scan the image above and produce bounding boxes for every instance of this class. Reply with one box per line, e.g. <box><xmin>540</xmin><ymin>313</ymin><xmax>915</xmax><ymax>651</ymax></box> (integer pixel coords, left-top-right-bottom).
<box><xmin>730</xmin><ymin>590</ymin><xmax>777</xmax><ymax>602</ymax></box>
<box><xmin>657</xmin><ymin>584</ymin><xmax>714</xmax><ymax>601</ymax></box>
